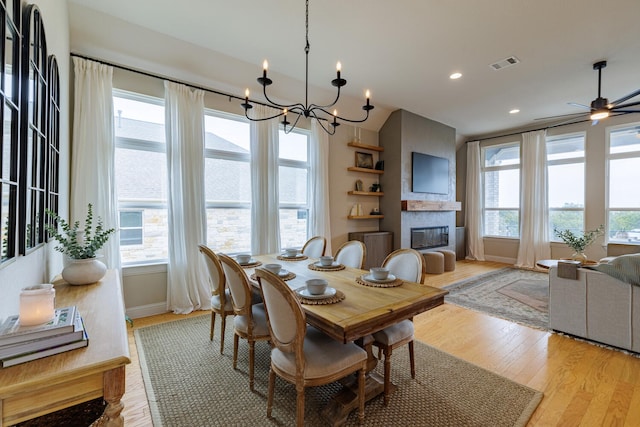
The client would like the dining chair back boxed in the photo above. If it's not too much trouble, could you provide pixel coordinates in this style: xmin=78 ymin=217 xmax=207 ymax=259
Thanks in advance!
xmin=301 ymin=236 xmax=326 ymax=258
xmin=334 ymin=240 xmax=366 ymax=269
xmin=218 ymin=253 xmax=270 ymax=391
xmin=382 ymin=248 xmax=425 ymax=284
xmin=255 ymin=268 xmax=367 ymax=426
xmin=198 ymin=245 xmax=234 ymax=354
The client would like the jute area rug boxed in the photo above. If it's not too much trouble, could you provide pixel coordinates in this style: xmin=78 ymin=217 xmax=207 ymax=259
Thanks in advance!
xmin=443 ymin=268 xmax=549 ymax=330
xmin=135 ymin=315 xmax=542 ymax=427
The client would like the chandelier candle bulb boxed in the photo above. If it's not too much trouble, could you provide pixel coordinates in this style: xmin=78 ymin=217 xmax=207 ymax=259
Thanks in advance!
xmin=19 ymin=284 xmax=56 ymax=326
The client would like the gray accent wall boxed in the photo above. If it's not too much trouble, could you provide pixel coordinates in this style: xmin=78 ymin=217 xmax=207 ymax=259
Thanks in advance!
xmin=379 ymin=110 xmax=457 ymax=254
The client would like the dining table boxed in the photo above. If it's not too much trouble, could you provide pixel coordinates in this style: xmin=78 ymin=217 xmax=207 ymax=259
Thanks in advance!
xmin=244 ymin=252 xmax=448 ymax=425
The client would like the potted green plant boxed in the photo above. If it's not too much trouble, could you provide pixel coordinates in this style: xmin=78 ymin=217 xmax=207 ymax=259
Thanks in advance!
xmin=46 ymin=204 xmax=115 ymax=285
xmin=554 ymin=225 xmax=604 ymax=263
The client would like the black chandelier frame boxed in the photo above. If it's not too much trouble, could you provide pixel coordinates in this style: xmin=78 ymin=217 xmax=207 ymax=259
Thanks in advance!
xmin=241 ymin=0 xmax=373 ymax=135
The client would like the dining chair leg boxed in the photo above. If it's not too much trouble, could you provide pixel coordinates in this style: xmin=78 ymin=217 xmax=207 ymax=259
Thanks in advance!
xmin=210 ymin=311 xmax=216 ymax=341
xmin=383 ymin=346 xmax=392 ymax=406
xmin=409 ymin=340 xmax=416 ymax=379
xmin=219 ymin=314 xmax=227 ymax=354
xmin=358 ymin=367 xmax=365 ymax=424
xmin=233 ymin=334 xmax=239 ymax=370
xmin=267 ymin=368 xmax=276 ymax=418
xmin=296 ymin=382 xmax=305 ymax=427
xmin=249 ymin=340 xmax=255 ymax=391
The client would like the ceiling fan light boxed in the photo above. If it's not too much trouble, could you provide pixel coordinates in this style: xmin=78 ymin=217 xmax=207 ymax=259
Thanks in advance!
xmin=590 ymin=109 xmax=609 ymax=121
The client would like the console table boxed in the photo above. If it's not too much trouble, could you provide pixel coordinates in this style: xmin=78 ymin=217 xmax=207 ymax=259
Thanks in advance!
xmin=0 ymin=270 xmax=130 ymax=426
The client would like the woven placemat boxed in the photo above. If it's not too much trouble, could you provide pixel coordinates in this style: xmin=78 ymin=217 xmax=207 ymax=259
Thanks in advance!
xmin=251 ymin=271 xmax=296 ymax=281
xmin=294 ymin=288 xmax=346 ymax=305
xmin=240 ymin=260 xmax=262 ymax=268
xmin=307 ymin=262 xmax=346 ymax=272
xmin=356 ymin=275 xmax=403 ymax=288
xmin=276 ymin=254 xmax=308 ymax=261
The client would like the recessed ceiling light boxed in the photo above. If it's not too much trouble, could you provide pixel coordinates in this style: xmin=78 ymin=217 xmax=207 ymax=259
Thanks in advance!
xmin=509 ymin=109 xmax=520 ymax=114
xmin=449 ymin=72 xmax=462 ymax=80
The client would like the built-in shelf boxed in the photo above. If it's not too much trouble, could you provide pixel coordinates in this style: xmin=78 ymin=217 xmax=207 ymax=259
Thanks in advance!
xmin=401 ymin=200 xmax=462 ymax=211
xmin=347 ymin=215 xmax=385 ymax=220
xmin=347 ymin=167 xmax=384 ymax=175
xmin=347 ymin=141 xmax=384 ymax=152
xmin=347 ymin=191 xmax=384 ymax=197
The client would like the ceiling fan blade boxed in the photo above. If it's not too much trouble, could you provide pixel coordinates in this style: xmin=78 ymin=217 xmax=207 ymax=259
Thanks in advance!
xmin=610 ymin=88 xmax=640 ymax=107
xmin=613 ymin=109 xmax=640 ymax=113
xmin=612 ymin=100 xmax=640 ymax=110
xmin=567 ymin=102 xmax=591 ymax=110
xmin=534 ymin=111 xmax=587 ymax=121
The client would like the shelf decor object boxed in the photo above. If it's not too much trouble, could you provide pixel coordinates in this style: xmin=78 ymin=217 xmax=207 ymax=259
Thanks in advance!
xmin=240 ymin=0 xmax=374 ymax=135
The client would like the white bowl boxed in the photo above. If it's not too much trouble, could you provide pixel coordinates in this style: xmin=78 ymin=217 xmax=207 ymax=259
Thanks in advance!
xmin=370 ymin=267 xmax=390 ymax=280
xmin=284 ymin=248 xmax=299 ymax=257
xmin=236 ymin=254 xmax=251 ymax=264
xmin=306 ymin=279 xmax=328 ymax=295
xmin=264 ymin=263 xmax=282 ymax=275
xmin=319 ymin=256 xmax=334 ymax=266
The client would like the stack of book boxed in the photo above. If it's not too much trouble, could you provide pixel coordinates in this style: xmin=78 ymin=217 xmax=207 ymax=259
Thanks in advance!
xmin=0 ymin=306 xmax=89 ymax=368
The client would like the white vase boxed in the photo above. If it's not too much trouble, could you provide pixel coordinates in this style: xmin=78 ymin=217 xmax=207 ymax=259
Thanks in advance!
xmin=62 ymin=258 xmax=107 ymax=285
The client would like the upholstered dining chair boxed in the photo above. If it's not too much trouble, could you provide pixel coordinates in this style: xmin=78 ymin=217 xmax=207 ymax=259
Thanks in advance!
xmin=255 ymin=268 xmax=367 ymax=427
xmin=218 ymin=253 xmax=271 ymax=391
xmin=198 ymin=245 xmax=234 ymax=354
xmin=334 ymin=240 xmax=367 ymax=269
xmin=301 ymin=235 xmax=326 ymax=258
xmin=372 ymin=248 xmax=425 ymax=405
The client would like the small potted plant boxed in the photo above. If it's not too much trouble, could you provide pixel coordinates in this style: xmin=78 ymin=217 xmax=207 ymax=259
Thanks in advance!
xmin=554 ymin=225 xmax=604 ymax=263
xmin=46 ymin=204 xmax=115 ymax=285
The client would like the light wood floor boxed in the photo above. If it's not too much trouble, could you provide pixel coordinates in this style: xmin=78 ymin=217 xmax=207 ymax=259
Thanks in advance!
xmin=121 ymin=260 xmax=640 ymax=426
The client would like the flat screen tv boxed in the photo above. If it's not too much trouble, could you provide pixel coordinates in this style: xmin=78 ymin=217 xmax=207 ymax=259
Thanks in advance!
xmin=412 ymin=152 xmax=449 ymax=194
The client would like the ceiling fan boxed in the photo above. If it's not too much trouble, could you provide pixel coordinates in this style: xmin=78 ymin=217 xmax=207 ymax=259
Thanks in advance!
xmin=537 ymin=60 xmax=640 ymax=125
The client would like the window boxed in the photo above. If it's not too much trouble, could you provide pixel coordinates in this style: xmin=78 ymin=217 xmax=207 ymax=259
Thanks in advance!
xmin=607 ymin=124 xmax=640 ymax=244
xmin=114 ymin=91 xmax=168 ymax=265
xmin=204 ymin=112 xmax=252 ymax=254
xmin=482 ymin=142 xmax=520 ymax=237
xmin=547 ymin=133 xmax=585 ymax=239
xmin=0 ymin=0 xmax=20 ymax=261
xmin=278 ymin=129 xmax=309 ymax=248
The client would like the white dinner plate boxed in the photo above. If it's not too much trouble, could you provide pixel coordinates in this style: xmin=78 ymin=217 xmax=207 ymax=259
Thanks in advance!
xmin=295 ymin=286 xmax=337 ymax=300
xmin=313 ymin=261 xmax=341 ymax=268
xmin=361 ymin=273 xmax=397 ymax=284
xmin=281 ymin=253 xmax=305 ymax=259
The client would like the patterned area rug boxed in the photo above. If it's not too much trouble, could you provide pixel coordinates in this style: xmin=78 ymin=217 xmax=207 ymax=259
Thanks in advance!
xmin=136 ymin=315 xmax=543 ymax=427
xmin=443 ymin=268 xmax=549 ymax=329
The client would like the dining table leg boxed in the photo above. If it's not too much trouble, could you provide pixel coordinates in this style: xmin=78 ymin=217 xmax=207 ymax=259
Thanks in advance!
xmin=320 ymin=335 xmax=391 ymax=426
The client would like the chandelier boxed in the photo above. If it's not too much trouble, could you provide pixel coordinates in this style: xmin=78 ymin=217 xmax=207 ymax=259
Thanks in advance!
xmin=241 ymin=0 xmax=374 ymax=135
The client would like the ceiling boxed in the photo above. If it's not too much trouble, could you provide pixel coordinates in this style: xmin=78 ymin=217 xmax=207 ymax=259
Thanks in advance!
xmin=66 ymin=0 xmax=640 ymax=139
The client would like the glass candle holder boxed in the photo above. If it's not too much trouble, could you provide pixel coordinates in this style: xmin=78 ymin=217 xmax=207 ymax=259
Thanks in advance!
xmin=19 ymin=284 xmax=56 ymax=326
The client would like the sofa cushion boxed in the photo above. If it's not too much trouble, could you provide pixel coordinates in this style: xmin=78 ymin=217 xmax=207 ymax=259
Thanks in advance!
xmin=590 ymin=254 xmax=640 ymax=286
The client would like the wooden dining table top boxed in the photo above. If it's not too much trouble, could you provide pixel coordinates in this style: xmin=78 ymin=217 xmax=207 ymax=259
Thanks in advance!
xmin=248 ymin=253 xmax=448 ymax=343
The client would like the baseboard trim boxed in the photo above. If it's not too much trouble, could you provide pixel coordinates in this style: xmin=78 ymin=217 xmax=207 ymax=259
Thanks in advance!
xmin=484 ymin=255 xmax=516 ymax=264
xmin=126 ymin=302 xmax=168 ymax=319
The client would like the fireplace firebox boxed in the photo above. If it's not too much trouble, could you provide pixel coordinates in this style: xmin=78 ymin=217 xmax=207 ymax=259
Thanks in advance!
xmin=411 ymin=226 xmax=449 ymax=250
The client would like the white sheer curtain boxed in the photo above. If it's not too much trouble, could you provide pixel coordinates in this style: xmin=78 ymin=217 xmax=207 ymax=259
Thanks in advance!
xmin=164 ymin=81 xmax=210 ymax=313
xmin=465 ymin=141 xmax=485 ymax=261
xmin=250 ymin=105 xmax=280 ymax=255
xmin=71 ymin=57 xmax=120 ymax=271
xmin=516 ymin=130 xmax=550 ymax=268
xmin=309 ymin=120 xmax=332 ymax=255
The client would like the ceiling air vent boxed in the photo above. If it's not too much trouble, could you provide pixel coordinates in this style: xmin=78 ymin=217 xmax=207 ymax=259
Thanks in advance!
xmin=490 ymin=56 xmax=520 ymax=71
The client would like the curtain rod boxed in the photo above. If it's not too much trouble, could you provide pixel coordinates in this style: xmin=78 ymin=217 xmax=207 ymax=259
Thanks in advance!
xmin=466 ymin=111 xmax=639 ymax=143
xmin=70 ymin=52 xmax=275 ymax=109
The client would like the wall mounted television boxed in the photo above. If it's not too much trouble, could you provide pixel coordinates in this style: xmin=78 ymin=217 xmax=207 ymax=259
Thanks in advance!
xmin=412 ymin=152 xmax=449 ymax=194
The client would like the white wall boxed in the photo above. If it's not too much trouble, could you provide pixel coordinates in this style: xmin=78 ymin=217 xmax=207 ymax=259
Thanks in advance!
xmin=0 ymin=0 xmax=70 ymax=320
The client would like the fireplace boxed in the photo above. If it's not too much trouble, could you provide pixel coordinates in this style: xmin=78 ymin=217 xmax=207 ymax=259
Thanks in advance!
xmin=411 ymin=226 xmax=449 ymax=250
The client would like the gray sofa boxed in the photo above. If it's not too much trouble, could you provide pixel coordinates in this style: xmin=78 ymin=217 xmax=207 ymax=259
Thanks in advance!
xmin=549 ymin=264 xmax=640 ymax=352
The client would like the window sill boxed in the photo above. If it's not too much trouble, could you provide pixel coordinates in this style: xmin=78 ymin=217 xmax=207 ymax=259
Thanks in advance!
xmin=122 ymin=262 xmax=168 ymax=276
